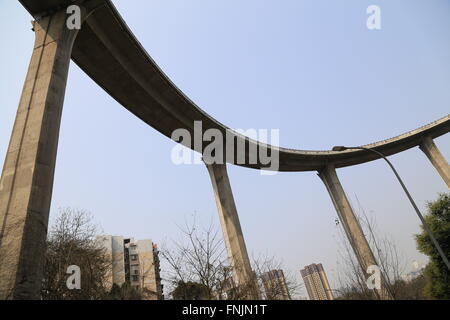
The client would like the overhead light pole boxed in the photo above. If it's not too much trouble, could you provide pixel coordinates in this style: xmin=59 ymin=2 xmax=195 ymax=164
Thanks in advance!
xmin=332 ymin=145 xmax=450 ymax=272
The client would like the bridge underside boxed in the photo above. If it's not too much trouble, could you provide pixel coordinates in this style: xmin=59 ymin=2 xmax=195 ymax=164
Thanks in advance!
xmin=19 ymin=0 xmax=450 ymax=172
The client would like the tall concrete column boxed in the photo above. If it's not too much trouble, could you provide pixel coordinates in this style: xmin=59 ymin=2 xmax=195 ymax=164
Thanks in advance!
xmin=419 ymin=136 xmax=450 ymax=188
xmin=0 ymin=10 xmax=81 ymax=300
xmin=205 ymin=163 xmax=259 ymax=299
xmin=319 ymin=164 xmax=392 ymax=300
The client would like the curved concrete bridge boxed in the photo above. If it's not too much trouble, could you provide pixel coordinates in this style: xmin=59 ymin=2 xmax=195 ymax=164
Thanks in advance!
xmin=0 ymin=0 xmax=449 ymax=299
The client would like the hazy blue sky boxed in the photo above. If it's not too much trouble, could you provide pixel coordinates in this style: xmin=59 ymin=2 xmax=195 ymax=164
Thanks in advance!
xmin=0 ymin=0 xmax=449 ymax=297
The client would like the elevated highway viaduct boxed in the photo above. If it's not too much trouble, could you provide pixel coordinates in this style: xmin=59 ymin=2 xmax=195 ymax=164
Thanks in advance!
xmin=0 ymin=0 xmax=448 ymax=299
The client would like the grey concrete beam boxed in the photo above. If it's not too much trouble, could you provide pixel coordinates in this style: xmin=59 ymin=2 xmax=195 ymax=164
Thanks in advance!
xmin=205 ymin=163 xmax=259 ymax=299
xmin=0 ymin=9 xmax=81 ymax=300
xmin=15 ymin=1 xmax=450 ymax=172
xmin=318 ymin=164 xmax=393 ymax=300
xmin=419 ymin=136 xmax=450 ymax=188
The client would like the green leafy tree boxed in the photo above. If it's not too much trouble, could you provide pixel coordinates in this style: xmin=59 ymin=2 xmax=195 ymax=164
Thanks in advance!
xmin=107 ymin=283 xmax=142 ymax=300
xmin=171 ymin=281 xmax=211 ymax=300
xmin=415 ymin=193 xmax=450 ymax=299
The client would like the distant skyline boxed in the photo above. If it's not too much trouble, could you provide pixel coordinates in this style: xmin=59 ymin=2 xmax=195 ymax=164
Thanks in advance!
xmin=0 ymin=0 xmax=449 ymax=298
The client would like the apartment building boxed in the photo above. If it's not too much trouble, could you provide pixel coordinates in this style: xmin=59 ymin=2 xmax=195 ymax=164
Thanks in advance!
xmin=300 ymin=263 xmax=334 ymax=300
xmin=97 ymin=235 xmax=163 ymax=300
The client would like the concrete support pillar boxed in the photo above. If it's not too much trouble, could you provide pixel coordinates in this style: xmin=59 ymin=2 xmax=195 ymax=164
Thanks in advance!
xmin=319 ymin=164 xmax=392 ymax=300
xmin=205 ymin=163 xmax=259 ymax=299
xmin=419 ymin=136 xmax=450 ymax=188
xmin=0 ymin=10 xmax=80 ymax=299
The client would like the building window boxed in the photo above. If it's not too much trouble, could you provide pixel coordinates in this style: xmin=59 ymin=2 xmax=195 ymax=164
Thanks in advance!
xmin=131 ymin=254 xmax=138 ymax=261
xmin=134 ymin=270 xmax=139 ymax=275
xmin=132 ymin=275 xmax=139 ymax=282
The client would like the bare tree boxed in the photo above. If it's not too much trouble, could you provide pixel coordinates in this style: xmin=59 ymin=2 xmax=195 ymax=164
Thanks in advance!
xmin=160 ymin=216 xmax=300 ymax=300
xmin=42 ymin=208 xmax=110 ymax=300
xmin=251 ymin=254 xmax=301 ymax=300
xmin=335 ymin=198 xmax=406 ymax=300
xmin=160 ymin=217 xmax=227 ymax=300
xmin=335 ymin=228 xmax=375 ymax=300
